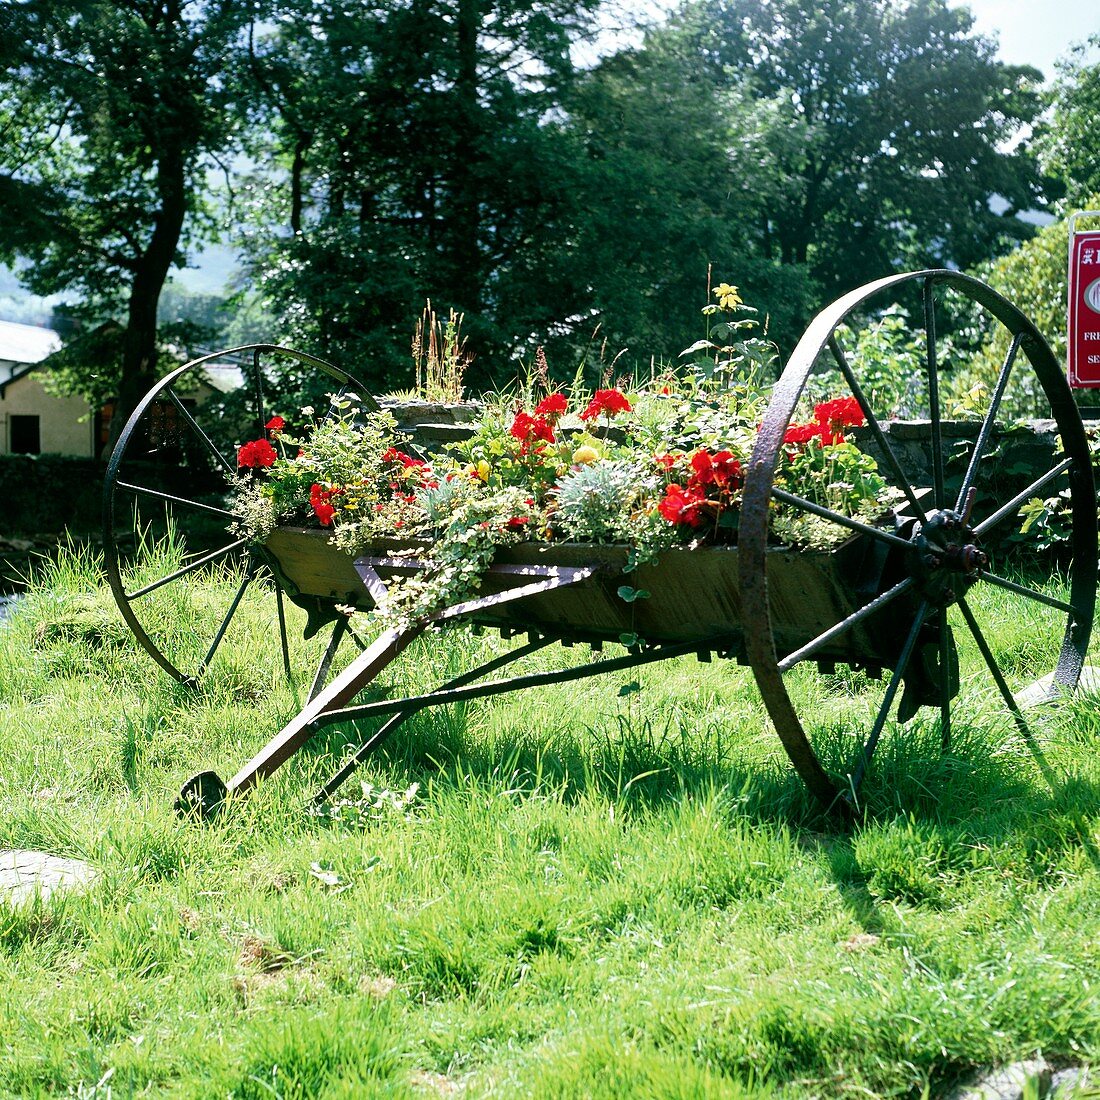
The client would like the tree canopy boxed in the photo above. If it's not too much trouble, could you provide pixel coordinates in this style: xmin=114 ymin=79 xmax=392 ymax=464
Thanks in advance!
xmin=0 ymin=0 xmax=253 ymax=421
xmin=0 ymin=0 xmax=1089 ymax=408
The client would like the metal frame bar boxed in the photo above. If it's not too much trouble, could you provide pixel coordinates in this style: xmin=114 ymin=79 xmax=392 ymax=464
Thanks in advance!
xmin=215 ymin=556 xmax=603 ymax=803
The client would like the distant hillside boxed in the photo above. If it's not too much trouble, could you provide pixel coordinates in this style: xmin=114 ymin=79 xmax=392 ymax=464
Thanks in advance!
xmin=0 ymin=243 xmax=238 ymax=327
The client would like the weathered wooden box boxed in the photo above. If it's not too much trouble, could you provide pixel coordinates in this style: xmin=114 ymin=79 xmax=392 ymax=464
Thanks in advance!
xmin=264 ymin=526 xmax=908 ymax=668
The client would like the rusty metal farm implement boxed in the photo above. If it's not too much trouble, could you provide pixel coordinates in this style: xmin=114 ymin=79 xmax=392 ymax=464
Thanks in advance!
xmin=102 ymin=272 xmax=1098 ymax=818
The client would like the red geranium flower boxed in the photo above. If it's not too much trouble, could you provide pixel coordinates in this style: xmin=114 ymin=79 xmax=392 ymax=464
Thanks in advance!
xmin=382 ymin=447 xmax=427 ymax=469
xmin=783 ymin=423 xmax=820 ymax=445
xmin=579 ymin=388 xmax=632 ymax=421
xmin=814 ymin=396 xmax=864 ymax=432
xmin=689 ymin=449 xmax=742 ymax=491
xmin=309 ymin=483 xmax=341 ymax=526
xmin=534 ymin=393 xmax=568 ymax=420
xmin=510 ymin=411 xmax=555 ymax=447
xmin=265 ymin=415 xmax=286 ymax=433
xmin=237 ymin=438 xmax=278 ymax=468
xmin=658 ymin=483 xmax=707 ymax=527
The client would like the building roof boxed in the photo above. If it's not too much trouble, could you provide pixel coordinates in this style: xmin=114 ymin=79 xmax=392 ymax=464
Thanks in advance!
xmin=0 ymin=319 xmax=61 ymax=366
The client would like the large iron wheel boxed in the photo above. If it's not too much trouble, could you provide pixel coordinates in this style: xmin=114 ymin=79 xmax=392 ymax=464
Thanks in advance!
xmin=103 ymin=344 xmax=377 ymax=688
xmin=739 ymin=270 xmax=1097 ymax=811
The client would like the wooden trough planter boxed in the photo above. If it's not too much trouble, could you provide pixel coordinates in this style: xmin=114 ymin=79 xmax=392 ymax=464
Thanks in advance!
xmin=102 ymin=271 xmax=1098 ymax=817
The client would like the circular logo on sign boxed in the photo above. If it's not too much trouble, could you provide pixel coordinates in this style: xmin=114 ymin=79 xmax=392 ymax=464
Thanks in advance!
xmin=1086 ymin=277 xmax=1100 ymax=314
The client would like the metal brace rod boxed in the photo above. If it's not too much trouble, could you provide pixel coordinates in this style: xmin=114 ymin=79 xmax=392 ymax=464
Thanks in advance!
xmin=218 ymin=556 xmax=600 ymax=801
xmin=309 ymin=636 xmax=715 ymax=729
xmin=312 ymin=634 xmax=558 ymax=804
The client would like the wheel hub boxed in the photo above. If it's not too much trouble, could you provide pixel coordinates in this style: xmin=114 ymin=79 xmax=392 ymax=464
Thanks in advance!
xmin=907 ymin=507 xmax=987 ymax=606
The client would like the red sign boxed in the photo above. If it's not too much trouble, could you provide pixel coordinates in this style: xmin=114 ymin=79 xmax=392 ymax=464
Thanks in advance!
xmin=1068 ymin=227 xmax=1100 ymax=387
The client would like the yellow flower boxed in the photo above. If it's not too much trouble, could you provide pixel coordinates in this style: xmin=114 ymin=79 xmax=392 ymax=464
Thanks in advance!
xmin=476 ymin=460 xmax=491 ymax=481
xmin=713 ymin=282 xmax=742 ymax=310
xmin=572 ymin=445 xmax=600 ymax=465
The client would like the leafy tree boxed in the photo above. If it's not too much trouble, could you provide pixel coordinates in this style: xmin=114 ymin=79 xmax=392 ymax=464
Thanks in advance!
xmin=946 ymin=201 xmax=1100 ymax=418
xmin=240 ymin=0 xmax=600 ymax=392
xmin=0 ymin=0 xmax=255 ymax=436
xmin=545 ymin=31 xmax=819 ymax=367
xmin=668 ymin=0 xmax=1046 ymax=300
xmin=1039 ymin=36 xmax=1100 ymax=209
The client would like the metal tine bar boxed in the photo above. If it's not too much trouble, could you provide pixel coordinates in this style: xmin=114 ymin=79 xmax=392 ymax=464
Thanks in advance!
xmin=431 ymin=567 xmax=597 ymax=623
xmin=979 ymin=572 xmax=1075 ymax=615
xmin=309 ymin=618 xmax=349 ymax=702
xmin=164 ymin=388 xmax=235 ymax=474
xmin=116 ymin=480 xmax=238 ymax=520
xmin=973 ymin=457 xmax=1074 ymax=536
xmin=769 ymin=487 xmax=913 ymax=551
xmin=848 ymin=600 xmax=930 ymax=795
xmin=828 ymin=335 xmax=928 ymax=524
xmin=778 ymin=577 xmax=916 ymax=672
xmin=274 ymin=580 xmax=292 ymax=680
xmin=955 ymin=333 xmax=1023 ymax=513
xmin=125 ymin=537 xmax=250 ymax=601
xmin=939 ymin=608 xmax=952 ymax=751
xmin=196 ymin=564 xmax=257 ymax=677
xmin=956 ymin=598 xmax=1032 ymax=739
xmin=923 ymin=277 xmax=945 ymax=509
xmin=312 ymin=639 xmax=707 ymax=728
xmin=312 ymin=635 xmax=558 ymax=804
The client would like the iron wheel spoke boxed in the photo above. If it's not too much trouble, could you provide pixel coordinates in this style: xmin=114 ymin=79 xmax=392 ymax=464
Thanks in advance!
xmin=196 ymin=565 xmax=256 ymax=677
xmin=849 ymin=600 xmax=930 ymax=793
xmin=956 ymin=597 xmax=1032 ymax=738
xmin=165 ymin=388 xmax=235 ymax=474
xmin=979 ymin=572 xmax=1074 ymax=615
xmin=955 ymin=334 xmax=1022 ymax=513
xmin=251 ymin=348 xmax=268 ymax=439
xmin=779 ymin=577 xmax=916 ymax=671
xmin=125 ymin=537 xmax=250 ymax=601
xmin=770 ymin=487 xmax=912 ymax=550
xmin=828 ymin=334 xmax=928 ymax=523
xmin=973 ymin=457 xmax=1074 ymax=537
xmin=938 ymin=607 xmax=952 ymax=750
xmin=115 ymin=481 xmax=238 ymax=521
xmin=923 ymin=277 xmax=945 ymax=509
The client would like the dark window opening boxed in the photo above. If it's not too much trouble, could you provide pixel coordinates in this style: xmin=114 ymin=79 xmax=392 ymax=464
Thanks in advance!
xmin=10 ymin=415 xmax=40 ymax=454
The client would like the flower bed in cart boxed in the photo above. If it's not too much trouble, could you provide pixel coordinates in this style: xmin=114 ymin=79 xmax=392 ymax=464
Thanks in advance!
xmin=232 ymin=355 xmax=901 ymax=660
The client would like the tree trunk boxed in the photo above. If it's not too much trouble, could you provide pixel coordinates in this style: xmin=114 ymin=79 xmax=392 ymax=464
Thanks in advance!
xmin=447 ymin=0 xmax=481 ymax=312
xmin=109 ymin=147 xmax=188 ymax=449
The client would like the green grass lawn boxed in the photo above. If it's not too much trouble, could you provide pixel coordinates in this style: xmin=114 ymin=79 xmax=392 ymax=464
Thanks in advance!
xmin=0 ymin=545 xmax=1098 ymax=1098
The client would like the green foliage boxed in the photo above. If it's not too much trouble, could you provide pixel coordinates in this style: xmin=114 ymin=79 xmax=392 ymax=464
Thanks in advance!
xmin=553 ymin=460 xmax=656 ymax=542
xmin=1039 ymin=36 xmax=1100 ymax=207
xmin=946 ymin=203 xmax=1100 ymax=419
xmin=806 ymin=307 xmax=930 ymax=418
xmin=0 ymin=1 xmax=256 ymax=417
xmin=669 ymin=0 xmax=1045 ymax=295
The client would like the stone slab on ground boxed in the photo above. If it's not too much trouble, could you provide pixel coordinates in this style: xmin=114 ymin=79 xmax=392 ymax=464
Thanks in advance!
xmin=0 ymin=849 xmax=97 ymax=905
xmin=1015 ymin=665 xmax=1100 ymax=709
xmin=950 ymin=1059 xmax=1052 ymax=1100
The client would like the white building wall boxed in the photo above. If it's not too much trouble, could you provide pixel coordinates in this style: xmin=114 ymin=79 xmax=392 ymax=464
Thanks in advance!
xmin=0 ymin=371 xmax=95 ymax=457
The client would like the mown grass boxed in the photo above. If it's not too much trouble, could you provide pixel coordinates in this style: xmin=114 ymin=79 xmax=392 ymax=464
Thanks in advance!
xmin=0 ymin=543 xmax=1098 ymax=1098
